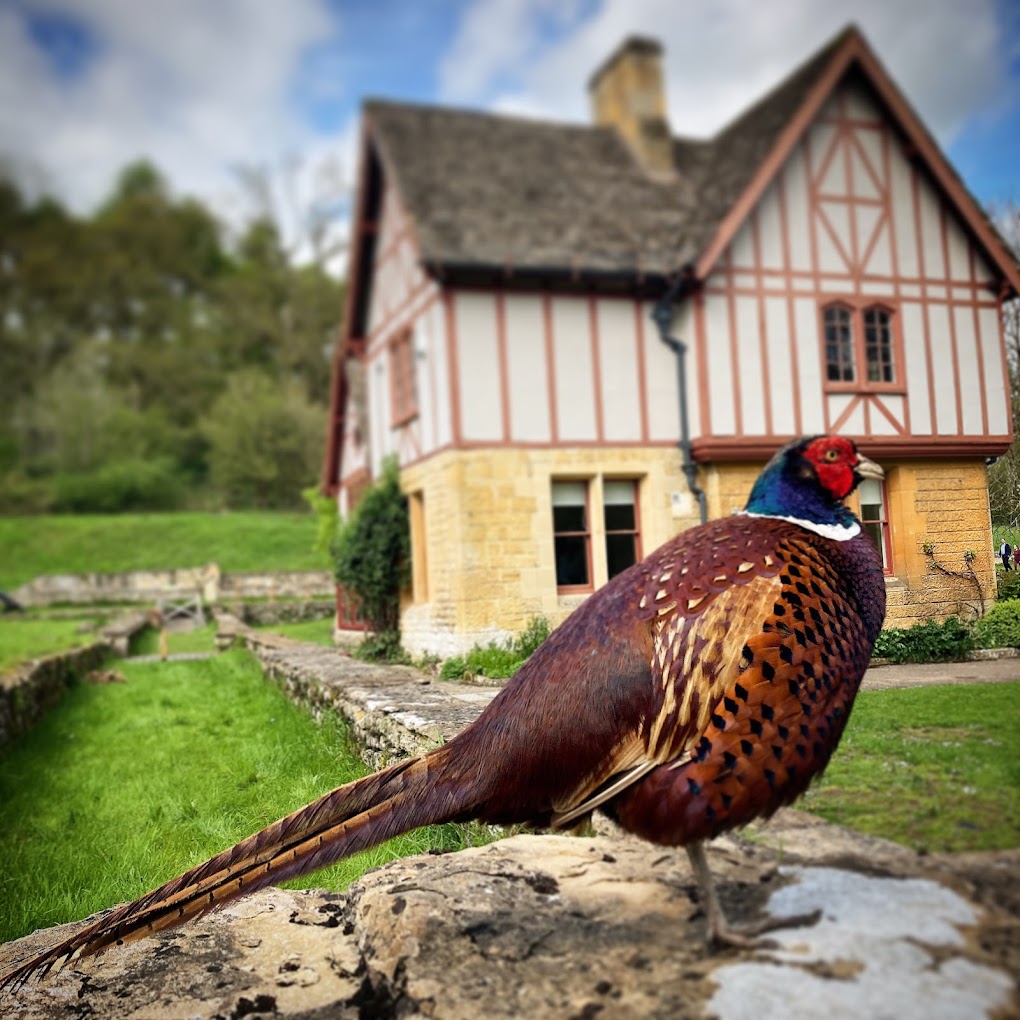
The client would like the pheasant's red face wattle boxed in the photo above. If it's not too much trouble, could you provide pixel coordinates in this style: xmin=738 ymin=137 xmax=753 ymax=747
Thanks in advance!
xmin=801 ymin=436 xmax=859 ymax=500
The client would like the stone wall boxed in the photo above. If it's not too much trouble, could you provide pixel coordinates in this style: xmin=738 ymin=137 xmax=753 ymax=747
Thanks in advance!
xmin=12 ymin=566 xmax=334 ymax=608
xmin=0 ymin=642 xmax=110 ymax=748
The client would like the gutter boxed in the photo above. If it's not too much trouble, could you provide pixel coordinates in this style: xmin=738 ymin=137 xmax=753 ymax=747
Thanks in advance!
xmin=652 ymin=274 xmax=707 ymax=525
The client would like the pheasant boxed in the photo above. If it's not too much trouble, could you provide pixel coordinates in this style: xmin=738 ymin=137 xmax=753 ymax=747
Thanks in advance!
xmin=1 ymin=434 xmax=886 ymax=988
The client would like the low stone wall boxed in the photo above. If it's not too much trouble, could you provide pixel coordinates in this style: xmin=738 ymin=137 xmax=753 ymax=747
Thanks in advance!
xmin=0 ymin=642 xmax=110 ymax=747
xmin=11 ymin=566 xmax=334 ymax=608
xmin=217 ymin=599 xmax=336 ymax=627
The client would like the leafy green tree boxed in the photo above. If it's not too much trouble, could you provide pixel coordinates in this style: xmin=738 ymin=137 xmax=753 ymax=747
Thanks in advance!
xmin=200 ymin=369 xmax=325 ymax=508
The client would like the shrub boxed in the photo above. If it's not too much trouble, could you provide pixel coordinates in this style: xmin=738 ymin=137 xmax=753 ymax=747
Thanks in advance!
xmin=996 ymin=570 xmax=1020 ymax=602
xmin=972 ymin=600 xmax=1020 ymax=649
xmin=439 ymin=617 xmax=552 ymax=681
xmin=333 ymin=457 xmax=410 ymax=655
xmin=872 ymin=616 xmax=974 ymax=664
xmin=50 ymin=456 xmax=184 ymax=512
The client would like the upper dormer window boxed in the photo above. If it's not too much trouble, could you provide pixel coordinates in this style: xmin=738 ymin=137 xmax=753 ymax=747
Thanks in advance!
xmin=821 ymin=302 xmax=899 ymax=390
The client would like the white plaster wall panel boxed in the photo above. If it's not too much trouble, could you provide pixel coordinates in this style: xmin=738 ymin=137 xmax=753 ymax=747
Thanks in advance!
xmin=411 ymin=317 xmax=434 ymax=454
xmin=857 ymin=205 xmax=890 ymax=275
xmin=900 ymin=283 xmax=921 ymax=299
xmin=901 ymin=302 xmax=932 ymax=433
xmin=927 ymin=302 xmax=958 ymax=434
xmin=812 ymin=122 xmax=842 ymax=192
xmin=889 ymin=147 xmax=919 ymax=279
xmin=764 ymin=296 xmax=796 ymax=435
xmin=645 ymin=300 xmax=684 ymax=441
xmin=952 ymin=306 xmax=983 ymax=434
xmin=729 ymin=221 xmax=755 ymax=269
xmin=863 ymin=280 xmax=895 ymax=297
xmin=757 ymin=186 xmax=785 ymax=270
xmin=953 ymin=286 xmax=974 ymax=302
xmin=978 ymin=305 xmax=1009 ymax=434
xmin=368 ymin=350 xmax=390 ymax=476
xmin=735 ymin=295 xmax=766 ymax=434
xmin=827 ymin=393 xmax=852 ymax=430
xmin=733 ymin=271 xmax=757 ymax=289
xmin=705 ymin=293 xmax=736 ymax=435
xmin=918 ymin=183 xmax=945 ymax=279
xmin=781 ymin=152 xmax=812 ymax=272
xmin=454 ymin=292 xmax=503 ymax=442
xmin=793 ymin=297 xmax=826 ymax=433
xmin=817 ymin=201 xmax=851 ymax=273
xmin=834 ymin=394 xmax=865 ymax=433
xmin=673 ymin=300 xmax=699 ymax=442
xmin=551 ymin=297 xmax=598 ymax=441
xmin=973 ymin=250 xmax=995 ymax=285
xmin=849 ymin=143 xmax=881 ymax=201
xmin=872 ymin=394 xmax=905 ymax=435
xmin=597 ymin=299 xmax=642 ymax=442
xmin=504 ymin=295 xmax=551 ymax=442
xmin=946 ymin=217 xmax=970 ymax=282
xmin=845 ymin=82 xmax=880 ymax=119
xmin=927 ymin=284 xmax=947 ymax=301
xmin=427 ymin=298 xmax=453 ymax=449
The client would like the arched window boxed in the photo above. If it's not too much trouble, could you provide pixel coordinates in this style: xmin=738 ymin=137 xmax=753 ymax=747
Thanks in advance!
xmin=820 ymin=301 xmax=898 ymax=390
xmin=864 ymin=306 xmax=894 ymax=383
xmin=823 ymin=305 xmax=855 ymax=382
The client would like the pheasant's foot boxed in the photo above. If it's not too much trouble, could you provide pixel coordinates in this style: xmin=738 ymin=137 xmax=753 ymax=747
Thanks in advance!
xmin=706 ymin=907 xmax=822 ymax=950
xmin=685 ymin=842 xmax=821 ymax=951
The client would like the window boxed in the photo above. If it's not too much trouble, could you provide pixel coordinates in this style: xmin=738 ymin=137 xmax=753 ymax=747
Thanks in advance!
xmin=604 ymin=480 xmax=640 ymax=578
xmin=552 ymin=481 xmax=591 ymax=590
xmin=389 ymin=330 xmax=418 ymax=425
xmin=858 ymin=477 xmax=891 ymax=572
xmin=824 ymin=305 xmax=855 ymax=382
xmin=821 ymin=302 xmax=898 ymax=390
xmin=863 ymin=307 xmax=894 ymax=383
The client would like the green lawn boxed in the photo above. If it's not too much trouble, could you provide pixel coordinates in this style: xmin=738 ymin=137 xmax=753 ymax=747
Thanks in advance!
xmin=253 ymin=617 xmax=336 ymax=646
xmin=0 ymin=617 xmax=99 ymax=671
xmin=803 ymin=682 xmax=1020 ymax=852
xmin=129 ymin=623 xmax=219 ymax=657
xmin=0 ymin=649 xmax=471 ymax=944
xmin=0 ymin=512 xmax=327 ymax=591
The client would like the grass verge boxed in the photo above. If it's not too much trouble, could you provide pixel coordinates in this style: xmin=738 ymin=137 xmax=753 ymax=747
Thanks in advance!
xmin=803 ymin=682 xmax=1020 ymax=852
xmin=252 ymin=617 xmax=336 ymax=646
xmin=0 ymin=617 xmax=98 ymax=672
xmin=0 ymin=512 xmax=326 ymax=590
xmin=0 ymin=649 xmax=474 ymax=944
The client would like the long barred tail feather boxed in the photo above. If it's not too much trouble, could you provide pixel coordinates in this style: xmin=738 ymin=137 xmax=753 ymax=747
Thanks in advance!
xmin=0 ymin=745 xmax=474 ymax=992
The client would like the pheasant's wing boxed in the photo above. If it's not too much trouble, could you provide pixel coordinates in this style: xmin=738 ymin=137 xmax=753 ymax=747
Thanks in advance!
xmin=552 ymin=517 xmax=873 ymax=834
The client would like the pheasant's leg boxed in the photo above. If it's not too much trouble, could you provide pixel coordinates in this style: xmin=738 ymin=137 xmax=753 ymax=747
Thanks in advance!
xmin=685 ymin=842 xmax=822 ymax=949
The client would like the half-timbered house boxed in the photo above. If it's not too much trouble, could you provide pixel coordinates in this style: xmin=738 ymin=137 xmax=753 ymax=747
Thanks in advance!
xmin=323 ymin=26 xmax=1020 ymax=655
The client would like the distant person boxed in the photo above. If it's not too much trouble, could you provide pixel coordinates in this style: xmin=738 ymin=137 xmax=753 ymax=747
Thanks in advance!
xmin=1013 ymin=546 xmax=1020 ymax=571
xmin=1000 ymin=540 xmax=1012 ymax=571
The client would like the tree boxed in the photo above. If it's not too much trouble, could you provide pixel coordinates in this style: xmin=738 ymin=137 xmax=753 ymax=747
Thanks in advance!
xmin=988 ymin=203 xmax=1020 ymax=527
xmin=200 ymin=369 xmax=325 ymax=509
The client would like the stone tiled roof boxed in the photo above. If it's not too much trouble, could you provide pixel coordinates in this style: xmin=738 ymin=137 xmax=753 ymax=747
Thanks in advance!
xmin=363 ymin=29 xmax=849 ymax=282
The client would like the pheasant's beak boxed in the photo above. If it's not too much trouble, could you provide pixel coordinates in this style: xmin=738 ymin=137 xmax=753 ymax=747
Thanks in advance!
xmin=855 ymin=454 xmax=884 ymax=481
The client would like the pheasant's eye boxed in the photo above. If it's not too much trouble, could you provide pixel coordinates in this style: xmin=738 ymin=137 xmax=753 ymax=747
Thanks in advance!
xmin=823 ymin=448 xmax=840 ymax=463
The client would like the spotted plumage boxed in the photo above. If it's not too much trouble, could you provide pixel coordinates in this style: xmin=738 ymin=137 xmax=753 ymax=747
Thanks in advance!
xmin=1 ymin=435 xmax=886 ymax=988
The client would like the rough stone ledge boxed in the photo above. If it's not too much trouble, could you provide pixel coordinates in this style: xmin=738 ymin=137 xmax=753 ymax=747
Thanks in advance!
xmin=1 ymin=816 xmax=1016 ymax=1020
xmin=217 ymin=614 xmax=502 ymax=769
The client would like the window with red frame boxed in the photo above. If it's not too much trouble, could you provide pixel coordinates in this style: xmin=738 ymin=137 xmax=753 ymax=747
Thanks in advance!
xmin=858 ymin=476 xmax=892 ymax=572
xmin=552 ymin=480 xmax=591 ymax=590
xmin=603 ymin=480 xmax=641 ymax=579
xmin=389 ymin=330 xmax=418 ymax=425
xmin=822 ymin=302 xmax=897 ymax=387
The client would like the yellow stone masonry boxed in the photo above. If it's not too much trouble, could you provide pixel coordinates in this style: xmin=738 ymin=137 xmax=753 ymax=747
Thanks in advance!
xmin=397 ymin=451 xmax=996 ymax=654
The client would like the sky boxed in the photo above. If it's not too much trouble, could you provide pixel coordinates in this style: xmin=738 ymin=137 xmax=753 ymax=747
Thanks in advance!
xmin=1 ymin=0 xmax=1018 ymax=262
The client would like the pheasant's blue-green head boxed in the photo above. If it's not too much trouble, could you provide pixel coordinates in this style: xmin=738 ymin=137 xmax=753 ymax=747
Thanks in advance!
xmin=742 ymin=435 xmax=884 ymax=540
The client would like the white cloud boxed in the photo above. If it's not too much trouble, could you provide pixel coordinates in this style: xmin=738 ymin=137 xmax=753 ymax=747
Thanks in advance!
xmin=0 ymin=0 xmax=352 ymax=230
xmin=447 ymin=0 xmax=1007 ymax=147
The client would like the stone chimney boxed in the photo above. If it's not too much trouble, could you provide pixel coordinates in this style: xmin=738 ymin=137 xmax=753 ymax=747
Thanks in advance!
xmin=588 ymin=37 xmax=674 ymax=178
